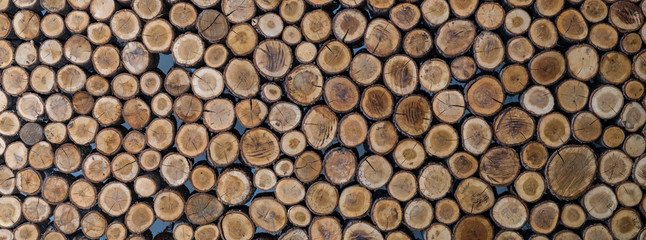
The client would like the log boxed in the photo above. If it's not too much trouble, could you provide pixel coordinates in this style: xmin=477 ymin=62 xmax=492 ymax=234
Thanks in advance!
xmin=191 ymin=67 xmax=224 ymax=100
xmin=53 ymin=203 xmax=80 ymax=235
xmin=13 ymin=10 xmax=40 ymax=40
xmin=455 ymin=177 xmax=494 ymax=214
xmin=66 ymin=10 xmax=90 ymax=33
xmin=616 ymin=182 xmax=642 ymax=207
xmin=112 ymin=153 xmax=139 ymax=182
xmin=189 ymin=164 xmax=216 ymax=192
xmin=589 ymin=24 xmax=618 ymax=51
xmin=529 ymin=201 xmax=559 ymax=235
xmin=566 ymin=44 xmax=598 ymax=81
xmin=343 ymin=221 xmax=382 ymax=240
xmin=403 ymin=198 xmax=433 ymax=230
xmin=235 ymin=99 xmax=268 ymax=128
xmin=0 ymin=196 xmax=21 ymax=228
xmin=475 ymin=2 xmax=504 ymax=30
xmin=204 ymin=44 xmax=228 ymax=68
xmin=454 ymin=215 xmax=494 ymax=240
xmin=623 ymin=79 xmax=644 ymax=100
xmin=15 ymin=41 xmax=38 ymax=68
xmin=460 ymin=117 xmax=491 ymax=155
xmin=240 ymin=127 xmax=280 ymax=167
xmin=356 ymin=155 xmax=392 ymax=190
xmin=621 ymin=33 xmax=642 ymax=54
xmin=582 ymin=184 xmax=618 ymax=220
xmin=197 ymin=10 xmax=228 ymax=43
xmin=220 ymin=211 xmax=254 ymax=240
xmin=368 ymin=120 xmax=398 ymax=155
xmin=337 ymin=113 xmax=367 ymax=148
xmin=216 ymin=168 xmax=253 ymax=205
xmin=160 ymin=153 xmax=191 ymax=187
xmin=185 ymin=193 xmax=223 ymax=225
xmin=609 ymin=1 xmax=643 ymax=32
xmin=493 ymin=107 xmax=535 ymax=146
xmin=561 ymin=203 xmax=586 ymax=229
xmin=426 ymin=223 xmax=452 ymax=239
xmin=252 ymin=13 xmax=283 ymax=39
xmin=394 ymin=95 xmax=431 ymax=137
xmin=112 ymin=73 xmax=139 ymax=100
xmin=318 ymin=40 xmax=352 ymax=75
xmin=424 ymin=123 xmax=458 ymax=158
xmin=207 ymin=132 xmax=238 ymax=166
xmin=418 ymin=163 xmax=451 ymax=200
xmin=447 ymin=152 xmax=477 ymax=179
xmin=81 ymin=211 xmax=107 ymax=238
xmin=249 ymin=197 xmax=287 ymax=233
xmin=365 ymin=19 xmax=400 ymax=57
xmin=306 ymin=181 xmax=338 ymax=215
xmin=0 ymin=166 xmax=15 ymax=195
xmin=371 ymin=198 xmax=402 ymax=231
xmin=173 ymin=94 xmax=203 ymax=123
xmin=287 ymin=205 xmax=311 ymax=227
xmin=572 ymin=111 xmax=603 ymax=142
xmin=473 ymin=31 xmax=504 ymax=70
xmin=54 ymin=143 xmax=82 ymax=173
xmin=98 ymin=182 xmax=132 ymax=217
xmin=624 ymin=134 xmax=645 ymax=157
xmin=537 ymin=112 xmax=571 ymax=148
xmin=153 ymin=189 xmax=185 ymax=222
xmin=294 ymin=41 xmax=317 ymax=64
xmin=194 ymin=224 xmax=219 ymax=240
xmin=388 ymin=171 xmax=417 ymax=202
xmin=279 ymin=0 xmax=305 ymax=24
xmin=479 ymin=147 xmax=520 ymax=186
xmin=142 ymin=19 xmax=174 ymax=53
xmin=169 ymin=2 xmax=197 ymax=29
xmin=123 ymin=130 xmax=145 ymax=154
xmin=133 ymin=175 xmax=158 ymax=197
xmin=69 ymin=179 xmax=97 ymax=209
xmin=393 ymin=138 xmax=425 ymax=170
xmin=172 ymin=33 xmax=204 ymax=67
xmin=555 ymin=79 xmax=589 ymax=113
xmin=505 ymin=8 xmax=531 ymax=35
xmin=106 ymin=222 xmax=128 ymax=240
xmin=39 ymin=39 xmax=63 ymax=66
xmin=436 ymin=20 xmax=476 ymax=57
xmin=274 ymin=159 xmax=294 ymax=177
xmin=43 ymin=122 xmax=66 ymax=144
xmin=0 ymin=40 xmax=12 ymax=69
xmin=3 ymin=66 xmax=30 ymax=96
xmin=16 ymin=168 xmax=41 ymax=195
xmin=139 ymin=149 xmax=161 ymax=171
xmin=254 ymin=168 xmax=277 ymax=191
xmin=546 ymin=145 xmax=596 ymax=200
xmin=583 ymin=224 xmax=613 ymax=240
xmin=0 ymin=111 xmax=20 ymax=137
xmin=609 ymin=208 xmax=642 ymax=240
xmin=5 ymin=141 xmax=28 ymax=170
xmin=226 ymin=24 xmax=258 ymax=56
xmin=333 ymin=9 xmax=367 ymax=44
xmin=491 ymin=196 xmax=528 ymax=230
xmin=173 ymin=223 xmax=193 ymax=240
xmin=20 ymin=122 xmax=43 ymax=145
xmin=598 ymin=150 xmax=632 ymax=185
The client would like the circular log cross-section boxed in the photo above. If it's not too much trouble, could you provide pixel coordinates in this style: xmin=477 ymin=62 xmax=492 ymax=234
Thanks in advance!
xmin=546 ymin=145 xmax=597 ymax=200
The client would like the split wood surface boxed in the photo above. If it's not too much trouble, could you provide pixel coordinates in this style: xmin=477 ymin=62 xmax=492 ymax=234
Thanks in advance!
xmin=0 ymin=0 xmax=646 ymax=239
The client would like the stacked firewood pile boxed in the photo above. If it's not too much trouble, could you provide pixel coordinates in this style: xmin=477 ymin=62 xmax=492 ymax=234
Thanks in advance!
xmin=0 ymin=0 xmax=645 ymax=239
